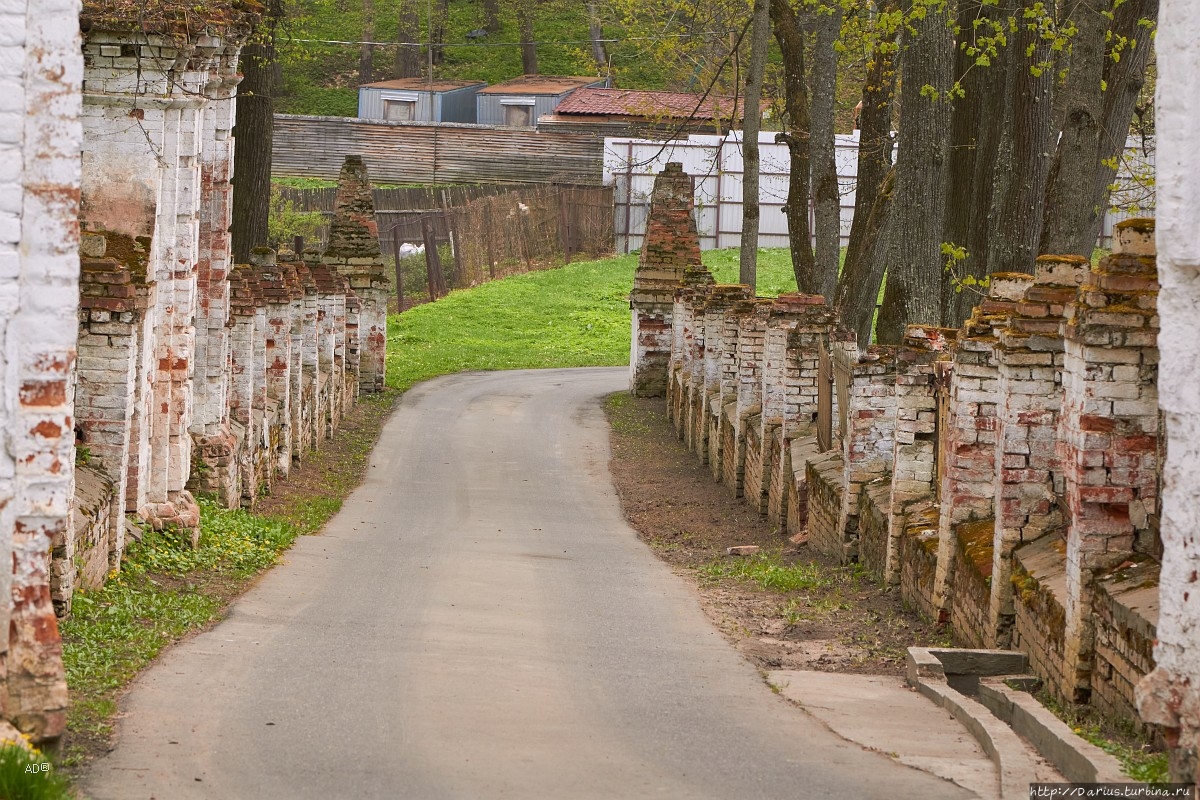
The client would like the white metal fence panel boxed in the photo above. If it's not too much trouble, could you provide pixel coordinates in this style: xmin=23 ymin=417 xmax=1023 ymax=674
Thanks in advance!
xmin=606 ymin=131 xmax=1154 ymax=254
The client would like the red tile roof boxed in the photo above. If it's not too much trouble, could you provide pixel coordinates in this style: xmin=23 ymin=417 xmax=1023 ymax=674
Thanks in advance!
xmin=554 ymin=88 xmax=741 ymax=120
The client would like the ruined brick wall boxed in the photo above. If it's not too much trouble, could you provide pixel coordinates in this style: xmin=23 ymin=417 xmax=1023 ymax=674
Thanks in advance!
xmin=950 ymin=519 xmax=993 ymax=649
xmin=0 ymin=0 xmax=82 ymax=742
xmin=1137 ymin=9 xmax=1200 ymax=780
xmin=1093 ymin=555 xmax=1158 ymax=735
xmin=629 ymin=163 xmax=701 ymax=397
xmin=1012 ymin=535 xmax=1070 ymax=701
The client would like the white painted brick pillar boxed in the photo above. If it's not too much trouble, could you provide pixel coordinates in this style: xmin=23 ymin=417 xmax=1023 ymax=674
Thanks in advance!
xmin=0 ymin=0 xmax=81 ymax=742
xmin=1137 ymin=1 xmax=1200 ymax=781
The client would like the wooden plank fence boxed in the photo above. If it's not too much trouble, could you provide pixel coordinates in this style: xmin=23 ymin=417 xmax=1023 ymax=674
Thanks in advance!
xmin=273 ymin=115 xmax=607 ymax=186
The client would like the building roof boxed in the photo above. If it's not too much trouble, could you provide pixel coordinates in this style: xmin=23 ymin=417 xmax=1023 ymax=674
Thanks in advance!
xmin=360 ymin=78 xmax=487 ymax=92
xmin=554 ymin=88 xmax=741 ymax=121
xmin=477 ymin=75 xmax=604 ymax=96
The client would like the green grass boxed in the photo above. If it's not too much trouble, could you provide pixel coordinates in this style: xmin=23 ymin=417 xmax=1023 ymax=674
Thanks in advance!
xmin=385 ymin=247 xmax=796 ymax=391
xmin=277 ymin=0 xmax=688 ymax=117
xmin=0 ymin=743 xmax=73 ymax=800
xmin=698 ymin=550 xmax=831 ymax=593
xmin=58 ymin=502 xmax=301 ymax=767
xmin=1036 ymin=689 xmax=1169 ymax=784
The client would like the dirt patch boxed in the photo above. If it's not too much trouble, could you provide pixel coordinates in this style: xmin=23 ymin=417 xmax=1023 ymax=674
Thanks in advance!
xmin=604 ymin=393 xmax=951 ymax=675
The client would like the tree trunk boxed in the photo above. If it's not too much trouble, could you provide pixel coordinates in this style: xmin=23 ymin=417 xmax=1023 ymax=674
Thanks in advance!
xmin=1082 ymin=0 xmax=1159 ymax=250
xmin=483 ymin=0 xmax=501 ymax=33
xmin=359 ymin=0 xmax=375 ymax=85
xmin=231 ymin=21 xmax=278 ymax=264
xmin=770 ymin=0 xmax=817 ymax=294
xmin=520 ymin=1 xmax=538 ymax=74
xmin=985 ymin=0 xmax=1056 ymax=276
xmin=840 ymin=0 xmax=897 ymax=291
xmin=1039 ymin=0 xmax=1112 ymax=257
xmin=431 ymin=0 xmax=448 ymax=66
xmin=942 ymin=0 xmax=1011 ymax=326
xmin=875 ymin=0 xmax=953 ymax=343
xmin=739 ymin=0 xmax=771 ymax=288
xmin=837 ymin=168 xmax=896 ymax=343
xmin=587 ymin=1 xmax=608 ymax=74
xmin=395 ymin=0 xmax=422 ymax=78
xmin=810 ymin=1 xmax=842 ymax=303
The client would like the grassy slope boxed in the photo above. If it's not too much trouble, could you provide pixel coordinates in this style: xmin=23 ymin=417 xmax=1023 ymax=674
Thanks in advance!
xmin=385 ymin=248 xmax=796 ymax=390
xmin=278 ymin=0 xmax=673 ymax=117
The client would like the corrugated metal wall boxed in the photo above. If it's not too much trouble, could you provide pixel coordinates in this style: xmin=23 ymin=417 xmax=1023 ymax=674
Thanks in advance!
xmin=477 ymin=94 xmax=566 ymax=127
xmin=272 ymin=115 xmax=605 ymax=185
xmin=437 ymin=85 xmax=481 ymax=123
xmin=358 ymin=88 xmax=435 ymax=122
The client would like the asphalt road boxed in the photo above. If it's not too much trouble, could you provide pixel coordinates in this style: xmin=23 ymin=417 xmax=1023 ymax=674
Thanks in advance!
xmin=84 ymin=368 xmax=969 ymax=800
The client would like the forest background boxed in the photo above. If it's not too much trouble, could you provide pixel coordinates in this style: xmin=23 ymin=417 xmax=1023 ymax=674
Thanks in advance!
xmin=243 ymin=0 xmax=1158 ymax=344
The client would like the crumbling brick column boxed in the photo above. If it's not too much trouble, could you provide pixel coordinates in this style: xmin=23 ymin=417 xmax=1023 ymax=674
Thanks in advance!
xmin=698 ymin=285 xmax=752 ymax=466
xmin=1059 ymin=220 xmax=1160 ymax=705
xmin=308 ymin=260 xmax=349 ymax=439
xmin=293 ymin=257 xmax=322 ymax=452
xmin=837 ymin=343 xmax=897 ymax=564
xmin=759 ymin=294 xmax=832 ymax=523
xmin=772 ymin=299 xmax=835 ymax=531
xmin=76 ymin=232 xmax=152 ymax=570
xmin=987 ymin=257 xmax=1079 ymax=648
xmin=711 ymin=297 xmax=755 ymax=482
xmin=322 ymin=155 xmax=389 ymax=395
xmin=733 ymin=300 xmax=771 ymax=501
xmin=880 ymin=326 xmax=955 ymax=584
xmin=669 ymin=270 xmax=714 ymax=443
xmin=258 ymin=249 xmax=305 ymax=478
xmin=0 ymin=0 xmax=80 ymax=741
xmin=228 ymin=261 xmax=265 ymax=507
xmin=1138 ymin=13 xmax=1200 ymax=778
xmin=680 ymin=270 xmax=715 ymax=454
xmin=629 ymin=162 xmax=702 ymax=397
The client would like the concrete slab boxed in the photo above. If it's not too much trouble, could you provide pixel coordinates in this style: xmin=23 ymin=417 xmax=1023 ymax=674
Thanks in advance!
xmin=768 ymin=670 xmax=1000 ymax=799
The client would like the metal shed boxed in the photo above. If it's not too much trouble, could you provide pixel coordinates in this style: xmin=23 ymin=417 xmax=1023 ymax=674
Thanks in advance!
xmin=476 ymin=75 xmax=606 ymax=128
xmin=357 ymin=78 xmax=486 ymax=124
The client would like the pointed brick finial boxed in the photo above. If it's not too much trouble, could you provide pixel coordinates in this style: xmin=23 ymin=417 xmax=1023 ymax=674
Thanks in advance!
xmin=325 ymin=154 xmax=381 ymax=260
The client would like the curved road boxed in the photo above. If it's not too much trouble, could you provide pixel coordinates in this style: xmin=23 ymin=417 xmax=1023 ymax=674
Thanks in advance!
xmin=84 ymin=368 xmax=968 ymax=800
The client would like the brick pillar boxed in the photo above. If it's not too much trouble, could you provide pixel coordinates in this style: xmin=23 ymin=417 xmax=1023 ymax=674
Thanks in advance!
xmin=882 ymin=325 xmax=956 ymax=584
xmin=838 ymin=344 xmax=898 ymax=564
xmin=681 ymin=270 xmax=715 ymax=454
xmin=228 ymin=261 xmax=264 ymax=508
xmin=733 ymin=300 xmax=771 ymax=501
xmin=630 ymin=162 xmax=702 ymax=397
xmin=258 ymin=249 xmax=304 ymax=479
xmin=293 ymin=258 xmax=321 ymax=452
xmin=322 ymin=155 xmax=389 ymax=395
xmin=1060 ymin=220 xmax=1160 ymax=704
xmin=668 ymin=266 xmax=714 ymax=441
xmin=1137 ymin=11 xmax=1200 ymax=777
xmin=308 ymin=260 xmax=348 ymax=439
xmin=771 ymin=297 xmax=835 ymax=531
xmin=698 ymin=285 xmax=752 ymax=465
xmin=76 ymin=232 xmax=153 ymax=571
xmin=756 ymin=294 xmax=833 ymax=522
xmin=988 ymin=257 xmax=1081 ymax=648
xmin=711 ymin=297 xmax=755 ymax=481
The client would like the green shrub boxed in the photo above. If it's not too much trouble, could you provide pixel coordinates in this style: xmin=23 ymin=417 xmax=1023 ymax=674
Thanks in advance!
xmin=0 ymin=743 xmax=72 ymax=800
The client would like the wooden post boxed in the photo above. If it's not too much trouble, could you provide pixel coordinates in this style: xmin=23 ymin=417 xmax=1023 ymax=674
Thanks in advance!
xmin=558 ymin=187 xmax=574 ymax=263
xmin=390 ymin=225 xmax=405 ymax=312
xmin=421 ymin=217 xmax=442 ymax=300
xmin=293 ymin=235 xmax=304 ymax=257
xmin=484 ymin=202 xmax=496 ymax=280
